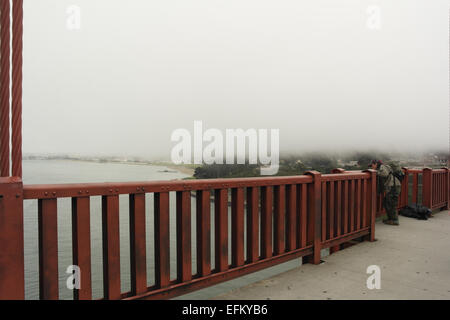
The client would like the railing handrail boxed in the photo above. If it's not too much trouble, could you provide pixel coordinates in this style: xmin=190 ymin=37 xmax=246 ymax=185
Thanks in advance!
xmin=23 ymin=175 xmax=315 ymax=199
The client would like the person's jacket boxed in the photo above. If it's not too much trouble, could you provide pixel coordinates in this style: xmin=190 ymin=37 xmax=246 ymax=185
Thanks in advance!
xmin=377 ymin=164 xmax=401 ymax=194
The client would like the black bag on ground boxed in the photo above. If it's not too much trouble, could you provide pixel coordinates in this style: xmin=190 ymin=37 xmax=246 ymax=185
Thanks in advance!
xmin=399 ymin=204 xmax=433 ymax=220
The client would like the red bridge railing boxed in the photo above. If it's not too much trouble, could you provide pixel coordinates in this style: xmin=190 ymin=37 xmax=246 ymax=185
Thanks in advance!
xmin=1 ymin=167 xmax=448 ymax=300
xmin=1 ymin=170 xmax=381 ymax=300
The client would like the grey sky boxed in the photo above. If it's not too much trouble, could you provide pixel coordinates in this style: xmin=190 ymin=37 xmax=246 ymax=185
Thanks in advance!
xmin=23 ymin=0 xmax=449 ymax=159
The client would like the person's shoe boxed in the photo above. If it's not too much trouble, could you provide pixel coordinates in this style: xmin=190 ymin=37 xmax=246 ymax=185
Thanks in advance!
xmin=383 ymin=220 xmax=399 ymax=226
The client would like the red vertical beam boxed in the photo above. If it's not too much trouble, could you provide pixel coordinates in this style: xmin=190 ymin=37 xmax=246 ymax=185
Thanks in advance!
xmin=154 ymin=192 xmax=170 ymax=288
xmin=247 ymin=187 xmax=259 ymax=263
xmin=129 ymin=194 xmax=147 ymax=296
xmin=297 ymin=184 xmax=307 ymax=248
xmin=330 ymin=180 xmax=341 ymax=254
xmin=0 ymin=0 xmax=10 ymax=177
xmin=328 ymin=181 xmax=334 ymax=240
xmin=305 ymin=171 xmax=321 ymax=265
xmin=38 ymin=198 xmax=59 ymax=300
xmin=196 ymin=190 xmax=211 ymax=277
xmin=176 ymin=191 xmax=191 ymax=283
xmin=343 ymin=180 xmax=349 ymax=234
xmin=356 ymin=179 xmax=361 ymax=230
xmin=364 ymin=170 xmax=377 ymax=242
xmin=0 ymin=178 xmax=24 ymax=299
xmin=349 ymin=180 xmax=355 ymax=232
xmin=401 ymin=168 xmax=409 ymax=208
xmin=274 ymin=185 xmax=285 ymax=255
xmin=335 ymin=181 xmax=342 ymax=237
xmin=231 ymin=188 xmax=245 ymax=267
xmin=321 ymin=182 xmax=326 ymax=242
xmin=246 ymin=187 xmax=259 ymax=263
xmin=412 ymin=173 xmax=418 ymax=204
xmin=11 ymin=0 xmax=22 ymax=178
xmin=260 ymin=186 xmax=273 ymax=259
xmin=285 ymin=184 xmax=296 ymax=252
xmin=444 ymin=168 xmax=450 ymax=210
xmin=362 ymin=179 xmax=367 ymax=228
xmin=72 ymin=197 xmax=92 ymax=300
xmin=102 ymin=195 xmax=121 ymax=300
xmin=214 ymin=189 xmax=228 ymax=272
xmin=422 ymin=168 xmax=432 ymax=209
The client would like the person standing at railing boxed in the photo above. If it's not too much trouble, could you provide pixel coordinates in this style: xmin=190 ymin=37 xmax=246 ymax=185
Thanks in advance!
xmin=369 ymin=160 xmax=402 ymax=226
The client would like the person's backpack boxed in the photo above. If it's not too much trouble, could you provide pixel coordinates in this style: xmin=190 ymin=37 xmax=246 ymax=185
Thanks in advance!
xmin=387 ymin=161 xmax=405 ymax=183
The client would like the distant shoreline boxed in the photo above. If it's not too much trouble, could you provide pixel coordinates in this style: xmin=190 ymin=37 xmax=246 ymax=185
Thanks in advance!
xmin=23 ymin=157 xmax=196 ymax=177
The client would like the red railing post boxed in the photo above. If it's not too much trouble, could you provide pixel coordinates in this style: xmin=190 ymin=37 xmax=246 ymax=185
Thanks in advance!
xmin=442 ymin=167 xmax=450 ymax=210
xmin=400 ymin=167 xmax=409 ymax=208
xmin=364 ymin=169 xmax=377 ymax=242
xmin=305 ymin=171 xmax=322 ymax=265
xmin=422 ymin=168 xmax=432 ymax=210
xmin=0 ymin=177 xmax=24 ymax=299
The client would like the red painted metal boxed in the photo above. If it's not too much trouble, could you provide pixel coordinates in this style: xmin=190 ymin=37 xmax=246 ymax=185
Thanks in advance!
xmin=129 ymin=193 xmax=147 ymax=295
xmin=273 ymin=185 xmax=286 ymax=255
xmin=366 ymin=169 xmax=377 ymax=242
xmin=285 ymin=184 xmax=296 ymax=251
xmin=0 ymin=177 xmax=24 ymax=299
xmin=38 ymin=198 xmax=59 ymax=300
xmin=102 ymin=195 xmax=121 ymax=300
xmin=214 ymin=189 xmax=228 ymax=272
xmin=0 ymin=0 xmax=10 ymax=177
xmin=231 ymin=188 xmax=245 ymax=267
xmin=196 ymin=190 xmax=211 ymax=277
xmin=260 ymin=186 xmax=273 ymax=259
xmin=176 ymin=191 xmax=192 ymax=283
xmin=2 ymin=168 xmax=448 ymax=300
xmin=72 ymin=196 xmax=92 ymax=300
xmin=297 ymin=183 xmax=308 ymax=249
xmin=11 ymin=0 xmax=22 ymax=178
xmin=246 ymin=187 xmax=259 ymax=263
xmin=305 ymin=171 xmax=321 ymax=265
xmin=154 ymin=192 xmax=170 ymax=288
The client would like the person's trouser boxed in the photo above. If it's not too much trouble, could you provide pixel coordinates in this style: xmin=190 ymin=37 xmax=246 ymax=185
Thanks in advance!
xmin=383 ymin=188 xmax=400 ymax=222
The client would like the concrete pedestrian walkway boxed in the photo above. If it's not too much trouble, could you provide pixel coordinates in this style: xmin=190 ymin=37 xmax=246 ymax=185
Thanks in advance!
xmin=213 ymin=211 xmax=450 ymax=300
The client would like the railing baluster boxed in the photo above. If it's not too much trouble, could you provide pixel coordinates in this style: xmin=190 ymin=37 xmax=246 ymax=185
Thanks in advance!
xmin=356 ymin=180 xmax=361 ymax=230
xmin=260 ymin=186 xmax=273 ymax=259
xmin=232 ymin=188 xmax=245 ymax=267
xmin=412 ymin=173 xmax=418 ymax=204
xmin=72 ymin=196 xmax=92 ymax=300
xmin=176 ymin=191 xmax=192 ymax=283
xmin=349 ymin=180 xmax=355 ymax=232
xmin=343 ymin=181 xmax=349 ymax=234
xmin=298 ymin=184 xmax=307 ymax=248
xmin=154 ymin=192 xmax=170 ymax=288
xmin=321 ymin=182 xmax=327 ymax=242
xmin=336 ymin=181 xmax=342 ymax=237
xmin=38 ymin=198 xmax=58 ymax=300
xmin=196 ymin=190 xmax=211 ymax=277
xmin=286 ymin=184 xmax=297 ymax=252
xmin=362 ymin=179 xmax=367 ymax=228
xmin=129 ymin=193 xmax=147 ymax=295
xmin=274 ymin=185 xmax=286 ymax=255
xmin=246 ymin=187 xmax=259 ymax=263
xmin=102 ymin=195 xmax=121 ymax=300
xmin=328 ymin=182 xmax=334 ymax=240
xmin=215 ymin=189 xmax=228 ymax=272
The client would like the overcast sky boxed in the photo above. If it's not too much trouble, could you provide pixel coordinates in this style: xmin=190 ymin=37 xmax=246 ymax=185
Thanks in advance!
xmin=23 ymin=0 xmax=449 ymax=159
